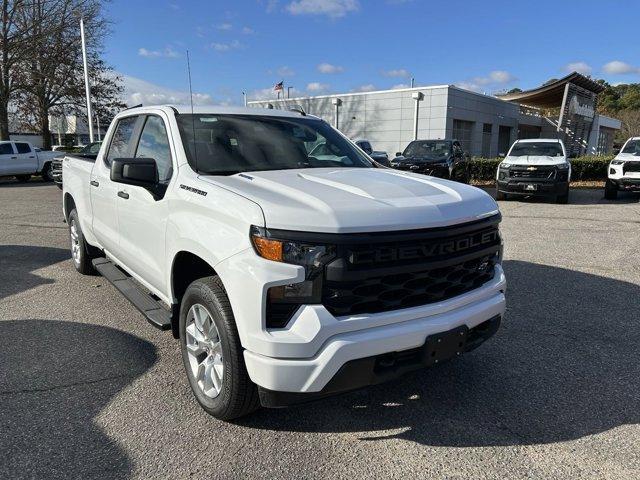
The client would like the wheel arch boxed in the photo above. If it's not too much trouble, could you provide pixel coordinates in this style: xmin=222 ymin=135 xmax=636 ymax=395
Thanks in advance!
xmin=170 ymin=251 xmax=219 ymax=339
xmin=63 ymin=192 xmax=76 ymax=222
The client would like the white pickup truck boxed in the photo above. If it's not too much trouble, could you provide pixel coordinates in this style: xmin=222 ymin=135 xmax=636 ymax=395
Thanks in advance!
xmin=496 ymin=138 xmax=571 ymax=203
xmin=605 ymin=136 xmax=640 ymax=199
xmin=63 ymin=105 xmax=506 ymax=420
xmin=0 ymin=140 xmax=60 ymax=182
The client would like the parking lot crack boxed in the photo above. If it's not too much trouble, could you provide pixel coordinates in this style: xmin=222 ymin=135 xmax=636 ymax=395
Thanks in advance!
xmin=0 ymin=373 xmax=140 ymax=396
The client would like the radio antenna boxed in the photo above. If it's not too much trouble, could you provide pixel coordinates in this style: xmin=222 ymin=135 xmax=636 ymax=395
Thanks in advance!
xmin=186 ymin=50 xmax=199 ymax=172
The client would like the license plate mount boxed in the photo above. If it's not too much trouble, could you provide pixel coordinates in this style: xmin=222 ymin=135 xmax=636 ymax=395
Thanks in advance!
xmin=422 ymin=325 xmax=468 ymax=366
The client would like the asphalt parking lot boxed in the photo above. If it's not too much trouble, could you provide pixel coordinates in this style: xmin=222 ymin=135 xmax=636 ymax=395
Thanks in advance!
xmin=1 ymin=179 xmax=639 ymax=480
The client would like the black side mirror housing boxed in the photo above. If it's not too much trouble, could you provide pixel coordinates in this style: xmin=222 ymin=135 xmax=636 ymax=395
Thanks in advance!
xmin=395 ymin=152 xmax=402 ymax=157
xmin=111 ymin=158 xmax=162 ymax=198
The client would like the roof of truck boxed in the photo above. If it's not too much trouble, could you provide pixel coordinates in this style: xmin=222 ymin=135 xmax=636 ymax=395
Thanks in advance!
xmin=514 ymin=138 xmax=563 ymax=143
xmin=122 ymin=104 xmax=317 ymax=119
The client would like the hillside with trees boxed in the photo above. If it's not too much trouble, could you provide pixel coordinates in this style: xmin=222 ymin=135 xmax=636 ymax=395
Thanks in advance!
xmin=596 ymin=80 xmax=640 ymax=142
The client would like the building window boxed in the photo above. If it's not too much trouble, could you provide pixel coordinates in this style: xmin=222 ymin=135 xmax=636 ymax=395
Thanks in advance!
xmin=452 ymin=119 xmax=474 ymax=152
xmin=597 ymin=127 xmax=614 ymax=155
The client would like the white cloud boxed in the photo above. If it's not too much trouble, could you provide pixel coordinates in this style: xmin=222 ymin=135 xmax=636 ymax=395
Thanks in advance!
xmin=603 ymin=60 xmax=640 ymax=75
xmin=456 ymin=70 xmax=517 ymax=92
xmin=564 ymin=61 xmax=592 ymax=75
xmin=287 ymin=0 xmax=359 ymax=18
xmin=277 ymin=66 xmax=295 ymax=76
xmin=391 ymin=83 xmax=410 ymax=90
xmin=138 ymin=47 xmax=180 ymax=59
xmin=241 ymin=26 xmax=255 ymax=34
xmin=217 ymin=22 xmax=233 ymax=30
xmin=121 ymin=74 xmax=213 ymax=106
xmin=317 ymin=62 xmax=344 ymax=74
xmin=211 ymin=40 xmax=242 ymax=52
xmin=383 ymin=68 xmax=410 ymax=78
xmin=353 ymin=84 xmax=376 ymax=92
xmin=306 ymin=82 xmax=330 ymax=92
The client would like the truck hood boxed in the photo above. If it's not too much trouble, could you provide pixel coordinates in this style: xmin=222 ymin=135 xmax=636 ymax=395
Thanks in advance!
xmin=504 ymin=155 xmax=567 ymax=166
xmin=614 ymin=153 xmax=640 ymax=162
xmin=201 ymin=168 xmax=499 ymax=233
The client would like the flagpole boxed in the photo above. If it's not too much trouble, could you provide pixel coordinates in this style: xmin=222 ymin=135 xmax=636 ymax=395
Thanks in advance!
xmin=80 ymin=17 xmax=94 ymax=143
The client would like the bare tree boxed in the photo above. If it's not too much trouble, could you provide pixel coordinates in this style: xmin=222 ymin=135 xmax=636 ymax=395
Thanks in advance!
xmin=15 ymin=0 xmax=122 ymax=148
xmin=0 ymin=0 xmax=27 ymax=139
xmin=617 ymin=109 xmax=640 ymax=142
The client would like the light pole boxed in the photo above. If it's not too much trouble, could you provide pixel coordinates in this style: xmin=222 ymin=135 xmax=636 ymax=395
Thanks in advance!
xmin=332 ymin=98 xmax=342 ymax=130
xmin=287 ymin=86 xmax=293 ymax=99
xmin=412 ymin=91 xmax=424 ymax=140
xmin=80 ymin=17 xmax=94 ymax=143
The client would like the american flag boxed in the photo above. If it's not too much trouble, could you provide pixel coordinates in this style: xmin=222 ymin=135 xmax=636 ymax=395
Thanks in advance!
xmin=274 ymin=81 xmax=284 ymax=92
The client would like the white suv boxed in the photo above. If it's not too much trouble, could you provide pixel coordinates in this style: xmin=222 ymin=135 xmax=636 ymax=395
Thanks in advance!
xmin=605 ymin=137 xmax=640 ymax=199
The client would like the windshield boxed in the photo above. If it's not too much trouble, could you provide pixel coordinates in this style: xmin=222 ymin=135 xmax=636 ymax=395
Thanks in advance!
xmin=509 ymin=142 xmax=564 ymax=157
xmin=621 ymin=139 xmax=640 ymax=155
xmin=176 ymin=114 xmax=373 ymax=175
xmin=403 ymin=140 xmax=452 ymax=159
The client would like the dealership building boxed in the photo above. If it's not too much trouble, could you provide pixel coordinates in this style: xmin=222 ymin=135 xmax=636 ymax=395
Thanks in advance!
xmin=248 ymin=72 xmax=621 ymax=158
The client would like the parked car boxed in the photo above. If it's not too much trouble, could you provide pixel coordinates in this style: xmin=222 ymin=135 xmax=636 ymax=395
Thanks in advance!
xmin=605 ymin=136 xmax=640 ymax=199
xmin=63 ymin=105 xmax=505 ymax=420
xmin=496 ymin=138 xmax=571 ymax=204
xmin=51 ymin=142 xmax=102 ymax=189
xmin=0 ymin=141 xmax=61 ymax=182
xmin=354 ymin=139 xmax=390 ymax=166
xmin=390 ymin=139 xmax=470 ymax=183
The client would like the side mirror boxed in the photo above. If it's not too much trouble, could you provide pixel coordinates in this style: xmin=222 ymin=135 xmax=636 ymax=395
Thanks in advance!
xmin=111 ymin=157 xmax=159 ymax=189
xmin=395 ymin=152 xmax=402 ymax=157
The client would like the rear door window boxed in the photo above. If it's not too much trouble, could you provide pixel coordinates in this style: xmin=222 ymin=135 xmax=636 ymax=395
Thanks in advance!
xmin=0 ymin=143 xmax=14 ymax=155
xmin=15 ymin=143 xmax=31 ymax=154
xmin=105 ymin=116 xmax=139 ymax=166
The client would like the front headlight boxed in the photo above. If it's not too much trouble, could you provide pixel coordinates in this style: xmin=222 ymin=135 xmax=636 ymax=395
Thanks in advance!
xmin=499 ymin=163 xmax=511 ymax=169
xmin=611 ymin=160 xmax=625 ymax=165
xmin=557 ymin=163 xmax=570 ymax=170
xmin=250 ymin=226 xmax=336 ymax=328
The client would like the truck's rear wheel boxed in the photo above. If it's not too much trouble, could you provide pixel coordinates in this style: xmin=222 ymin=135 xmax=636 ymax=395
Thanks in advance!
xmin=604 ymin=179 xmax=618 ymax=200
xmin=41 ymin=162 xmax=53 ymax=182
xmin=179 ymin=276 xmax=259 ymax=420
xmin=68 ymin=208 xmax=97 ymax=275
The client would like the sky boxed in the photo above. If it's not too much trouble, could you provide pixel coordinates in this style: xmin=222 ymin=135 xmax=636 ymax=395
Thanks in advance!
xmin=103 ymin=0 xmax=640 ymax=107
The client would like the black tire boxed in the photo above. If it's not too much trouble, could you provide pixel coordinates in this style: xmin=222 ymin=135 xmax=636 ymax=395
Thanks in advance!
xmin=15 ymin=175 xmax=30 ymax=182
xmin=556 ymin=187 xmax=570 ymax=204
xmin=41 ymin=162 xmax=53 ymax=182
xmin=68 ymin=208 xmax=97 ymax=275
xmin=179 ymin=276 xmax=259 ymax=420
xmin=495 ymin=189 xmax=506 ymax=201
xmin=604 ymin=179 xmax=618 ymax=200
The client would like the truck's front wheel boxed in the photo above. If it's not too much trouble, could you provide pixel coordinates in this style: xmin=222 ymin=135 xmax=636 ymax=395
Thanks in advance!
xmin=179 ymin=276 xmax=259 ymax=420
xmin=604 ymin=179 xmax=618 ymax=200
xmin=41 ymin=162 xmax=53 ymax=182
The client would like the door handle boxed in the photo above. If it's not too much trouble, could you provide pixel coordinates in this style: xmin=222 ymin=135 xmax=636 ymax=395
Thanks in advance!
xmin=28 ymin=156 xmax=35 ymax=158
xmin=90 ymin=180 xmax=99 ymax=187
xmin=117 ymin=191 xmax=129 ymax=199
xmin=10 ymin=156 xmax=16 ymax=159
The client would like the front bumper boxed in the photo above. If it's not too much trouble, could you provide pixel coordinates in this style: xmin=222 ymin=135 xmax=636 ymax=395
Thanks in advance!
xmin=610 ymin=177 xmax=640 ymax=191
xmin=497 ymin=179 xmax=568 ymax=196
xmin=239 ymin=265 xmax=505 ymax=396
xmin=258 ymin=314 xmax=501 ymax=407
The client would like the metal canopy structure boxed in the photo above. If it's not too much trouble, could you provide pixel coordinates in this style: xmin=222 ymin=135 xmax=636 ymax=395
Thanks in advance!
xmin=498 ymin=72 xmax=606 ymax=156
xmin=497 ymin=72 xmax=605 ymax=109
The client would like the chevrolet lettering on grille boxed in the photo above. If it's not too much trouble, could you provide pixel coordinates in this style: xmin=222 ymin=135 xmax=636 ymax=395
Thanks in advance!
xmin=348 ymin=229 xmax=500 ymax=265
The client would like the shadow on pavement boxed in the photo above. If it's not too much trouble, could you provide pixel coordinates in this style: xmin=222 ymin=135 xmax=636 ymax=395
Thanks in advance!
xmin=0 ymin=245 xmax=70 ymax=300
xmin=240 ymin=260 xmax=640 ymax=447
xmin=0 ymin=178 xmax=53 ymax=188
xmin=0 ymin=319 xmax=157 ymax=479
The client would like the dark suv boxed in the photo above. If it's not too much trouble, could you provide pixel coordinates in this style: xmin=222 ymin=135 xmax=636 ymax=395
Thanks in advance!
xmin=390 ymin=139 xmax=470 ymax=183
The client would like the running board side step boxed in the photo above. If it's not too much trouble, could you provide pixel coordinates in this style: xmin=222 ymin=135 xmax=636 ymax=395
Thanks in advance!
xmin=92 ymin=258 xmax=172 ymax=331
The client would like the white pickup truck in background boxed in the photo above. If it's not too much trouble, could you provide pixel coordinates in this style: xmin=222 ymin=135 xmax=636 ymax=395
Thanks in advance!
xmin=0 ymin=140 xmax=61 ymax=182
xmin=63 ymin=105 xmax=506 ymax=420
